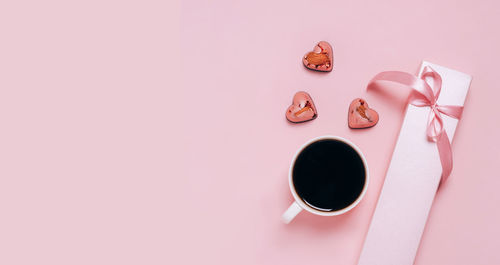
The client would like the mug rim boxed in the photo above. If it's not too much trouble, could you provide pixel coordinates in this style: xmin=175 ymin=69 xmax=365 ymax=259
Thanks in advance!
xmin=288 ymin=135 xmax=369 ymax=216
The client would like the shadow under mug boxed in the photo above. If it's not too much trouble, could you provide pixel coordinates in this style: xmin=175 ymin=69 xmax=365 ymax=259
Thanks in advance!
xmin=282 ymin=135 xmax=369 ymax=224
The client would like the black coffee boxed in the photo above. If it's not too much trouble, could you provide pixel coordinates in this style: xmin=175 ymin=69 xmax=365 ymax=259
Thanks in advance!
xmin=292 ymin=139 xmax=366 ymax=212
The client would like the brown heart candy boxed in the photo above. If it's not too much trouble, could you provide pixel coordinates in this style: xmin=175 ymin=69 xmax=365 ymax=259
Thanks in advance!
xmin=348 ymin=98 xmax=379 ymax=129
xmin=286 ymin=91 xmax=318 ymax=123
xmin=302 ymin=41 xmax=333 ymax=72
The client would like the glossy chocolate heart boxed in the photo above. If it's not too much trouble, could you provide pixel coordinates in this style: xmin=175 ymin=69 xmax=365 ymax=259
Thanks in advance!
xmin=286 ymin=92 xmax=318 ymax=123
xmin=348 ymin=98 xmax=379 ymax=128
xmin=302 ymin=41 xmax=333 ymax=72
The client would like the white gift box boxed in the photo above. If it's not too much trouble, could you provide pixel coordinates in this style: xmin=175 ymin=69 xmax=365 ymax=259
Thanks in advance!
xmin=357 ymin=61 xmax=472 ymax=265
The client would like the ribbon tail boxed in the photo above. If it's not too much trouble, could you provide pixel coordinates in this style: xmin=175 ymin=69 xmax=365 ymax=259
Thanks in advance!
xmin=436 ymin=130 xmax=453 ymax=185
xmin=437 ymin=105 xmax=464 ymax=119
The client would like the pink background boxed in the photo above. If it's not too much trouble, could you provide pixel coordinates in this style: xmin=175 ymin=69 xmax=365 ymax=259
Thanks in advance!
xmin=1 ymin=0 xmax=500 ymax=264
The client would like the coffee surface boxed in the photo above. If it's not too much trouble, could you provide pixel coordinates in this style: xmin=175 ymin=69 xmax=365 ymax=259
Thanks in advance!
xmin=292 ymin=139 xmax=365 ymax=212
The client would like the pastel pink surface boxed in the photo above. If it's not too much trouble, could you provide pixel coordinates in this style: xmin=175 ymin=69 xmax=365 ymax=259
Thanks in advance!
xmin=1 ymin=1 xmax=500 ymax=265
xmin=179 ymin=1 xmax=500 ymax=265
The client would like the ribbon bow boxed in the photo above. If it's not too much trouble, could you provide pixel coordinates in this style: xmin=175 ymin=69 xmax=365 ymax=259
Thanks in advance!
xmin=368 ymin=66 xmax=463 ymax=184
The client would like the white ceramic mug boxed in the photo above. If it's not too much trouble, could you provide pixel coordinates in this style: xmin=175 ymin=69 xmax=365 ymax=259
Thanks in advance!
xmin=282 ymin=135 xmax=369 ymax=224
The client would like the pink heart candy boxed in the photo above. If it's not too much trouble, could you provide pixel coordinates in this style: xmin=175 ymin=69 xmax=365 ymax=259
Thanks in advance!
xmin=302 ymin=41 xmax=333 ymax=72
xmin=348 ymin=98 xmax=379 ymax=129
xmin=286 ymin=92 xmax=318 ymax=123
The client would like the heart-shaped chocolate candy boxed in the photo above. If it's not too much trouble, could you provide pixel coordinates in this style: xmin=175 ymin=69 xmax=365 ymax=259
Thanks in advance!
xmin=348 ymin=98 xmax=379 ymax=128
xmin=286 ymin=92 xmax=318 ymax=123
xmin=302 ymin=41 xmax=333 ymax=72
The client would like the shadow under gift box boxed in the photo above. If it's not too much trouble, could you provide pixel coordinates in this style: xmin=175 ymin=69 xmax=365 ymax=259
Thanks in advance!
xmin=357 ymin=61 xmax=472 ymax=265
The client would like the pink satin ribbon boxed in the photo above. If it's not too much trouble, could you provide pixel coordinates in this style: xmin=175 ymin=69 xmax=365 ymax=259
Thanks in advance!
xmin=368 ymin=66 xmax=463 ymax=184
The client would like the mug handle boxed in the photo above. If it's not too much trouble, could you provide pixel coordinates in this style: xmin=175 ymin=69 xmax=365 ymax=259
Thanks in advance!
xmin=281 ymin=201 xmax=302 ymax=224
